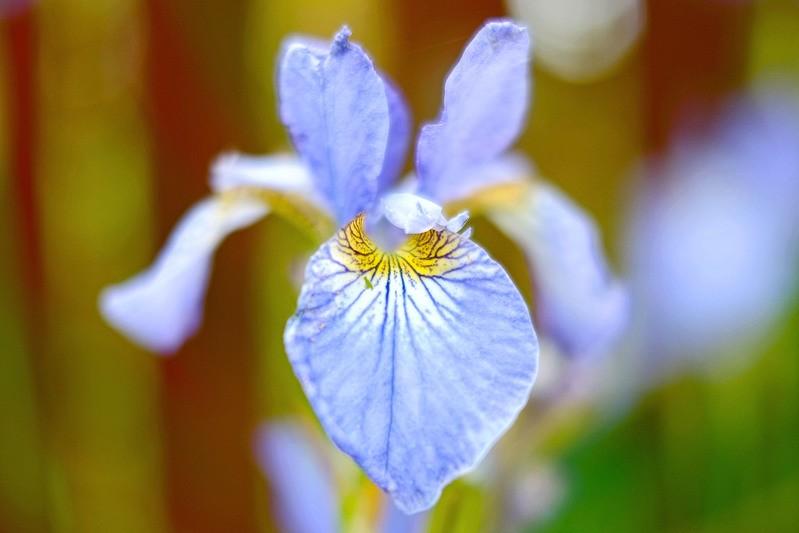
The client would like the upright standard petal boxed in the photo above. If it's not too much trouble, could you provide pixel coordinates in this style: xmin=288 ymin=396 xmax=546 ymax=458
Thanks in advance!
xmin=488 ymin=183 xmax=628 ymax=359
xmin=279 ymin=27 xmax=391 ymax=225
xmin=255 ymin=422 xmax=338 ymax=533
xmin=284 ymin=214 xmax=538 ymax=513
xmin=416 ymin=21 xmax=530 ymax=203
xmin=377 ymin=78 xmax=412 ymax=194
xmin=100 ymin=195 xmax=268 ymax=353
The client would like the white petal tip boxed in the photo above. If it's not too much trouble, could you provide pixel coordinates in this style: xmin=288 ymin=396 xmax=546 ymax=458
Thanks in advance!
xmin=99 ymin=283 xmax=192 ymax=355
xmin=382 ymin=193 xmax=470 ymax=234
xmin=445 ymin=211 xmax=469 ymax=232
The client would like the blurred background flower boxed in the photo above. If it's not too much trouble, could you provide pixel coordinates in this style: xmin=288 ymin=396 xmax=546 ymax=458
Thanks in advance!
xmin=506 ymin=0 xmax=645 ymax=82
xmin=627 ymin=84 xmax=799 ymax=381
xmin=2 ymin=0 xmax=799 ymax=532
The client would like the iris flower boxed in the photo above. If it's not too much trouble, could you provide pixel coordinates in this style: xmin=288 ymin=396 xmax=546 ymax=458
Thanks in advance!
xmin=100 ymin=20 xmax=624 ymax=512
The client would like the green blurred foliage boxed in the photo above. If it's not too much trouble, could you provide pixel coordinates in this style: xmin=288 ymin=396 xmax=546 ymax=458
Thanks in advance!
xmin=535 ymin=307 xmax=799 ymax=532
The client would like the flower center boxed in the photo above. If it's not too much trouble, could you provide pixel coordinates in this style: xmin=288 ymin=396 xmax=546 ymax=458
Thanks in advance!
xmin=333 ymin=213 xmax=469 ymax=279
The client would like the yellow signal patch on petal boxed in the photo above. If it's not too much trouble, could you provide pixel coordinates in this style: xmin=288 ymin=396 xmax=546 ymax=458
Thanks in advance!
xmin=332 ymin=213 xmax=470 ymax=280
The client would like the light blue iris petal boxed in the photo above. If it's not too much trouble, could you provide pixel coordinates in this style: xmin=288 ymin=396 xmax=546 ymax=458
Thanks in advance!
xmin=681 ymin=86 xmax=799 ymax=229
xmin=416 ymin=20 xmax=530 ymax=203
xmin=211 ymin=152 xmax=313 ymax=193
xmin=377 ymin=77 xmax=412 ymax=194
xmin=255 ymin=422 xmax=338 ymax=533
xmin=489 ymin=183 xmax=628 ymax=358
xmin=99 ymin=196 xmax=268 ymax=353
xmin=458 ymin=152 xmax=534 ymax=199
xmin=279 ymin=27 xmax=391 ymax=225
xmin=284 ymin=216 xmax=538 ymax=513
xmin=211 ymin=151 xmax=332 ymax=216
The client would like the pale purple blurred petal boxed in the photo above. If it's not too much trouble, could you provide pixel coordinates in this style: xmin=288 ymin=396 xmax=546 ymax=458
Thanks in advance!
xmin=211 ymin=152 xmax=311 ymax=193
xmin=417 ymin=20 xmax=531 ymax=203
xmin=683 ymin=85 xmax=799 ymax=224
xmin=0 ymin=0 xmax=35 ymax=18
xmin=632 ymin=173 xmax=788 ymax=361
xmin=99 ymin=196 xmax=268 ymax=353
xmin=629 ymin=86 xmax=799 ymax=372
xmin=380 ymin=499 xmax=428 ymax=533
xmin=489 ymin=183 xmax=628 ymax=358
xmin=211 ymin=152 xmax=331 ymax=216
xmin=255 ymin=422 xmax=338 ymax=533
xmin=279 ymin=27 xmax=391 ymax=225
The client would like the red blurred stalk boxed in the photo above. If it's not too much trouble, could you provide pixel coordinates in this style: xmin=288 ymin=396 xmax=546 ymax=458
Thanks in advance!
xmin=144 ymin=2 xmax=260 ymax=531
xmin=643 ymin=0 xmax=754 ymax=153
xmin=392 ymin=0 xmax=506 ymax=121
xmin=5 ymin=7 xmax=45 ymax=344
xmin=2 ymin=6 xmax=50 ymax=532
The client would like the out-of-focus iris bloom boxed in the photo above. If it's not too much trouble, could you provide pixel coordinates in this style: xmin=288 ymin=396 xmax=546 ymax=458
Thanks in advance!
xmin=255 ymin=421 xmax=428 ymax=533
xmin=506 ymin=0 xmax=644 ymax=82
xmin=255 ymin=422 xmax=339 ymax=533
xmin=101 ymin=20 xmax=624 ymax=512
xmin=628 ymin=86 xmax=799 ymax=377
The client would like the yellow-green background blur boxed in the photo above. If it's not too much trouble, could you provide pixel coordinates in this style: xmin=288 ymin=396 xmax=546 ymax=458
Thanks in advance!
xmin=2 ymin=0 xmax=798 ymax=531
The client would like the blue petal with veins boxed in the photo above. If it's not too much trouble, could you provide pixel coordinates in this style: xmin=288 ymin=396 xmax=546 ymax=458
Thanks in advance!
xmin=284 ymin=214 xmax=538 ymax=513
xmin=280 ymin=27 xmax=395 ymax=225
xmin=417 ymin=21 xmax=531 ymax=203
